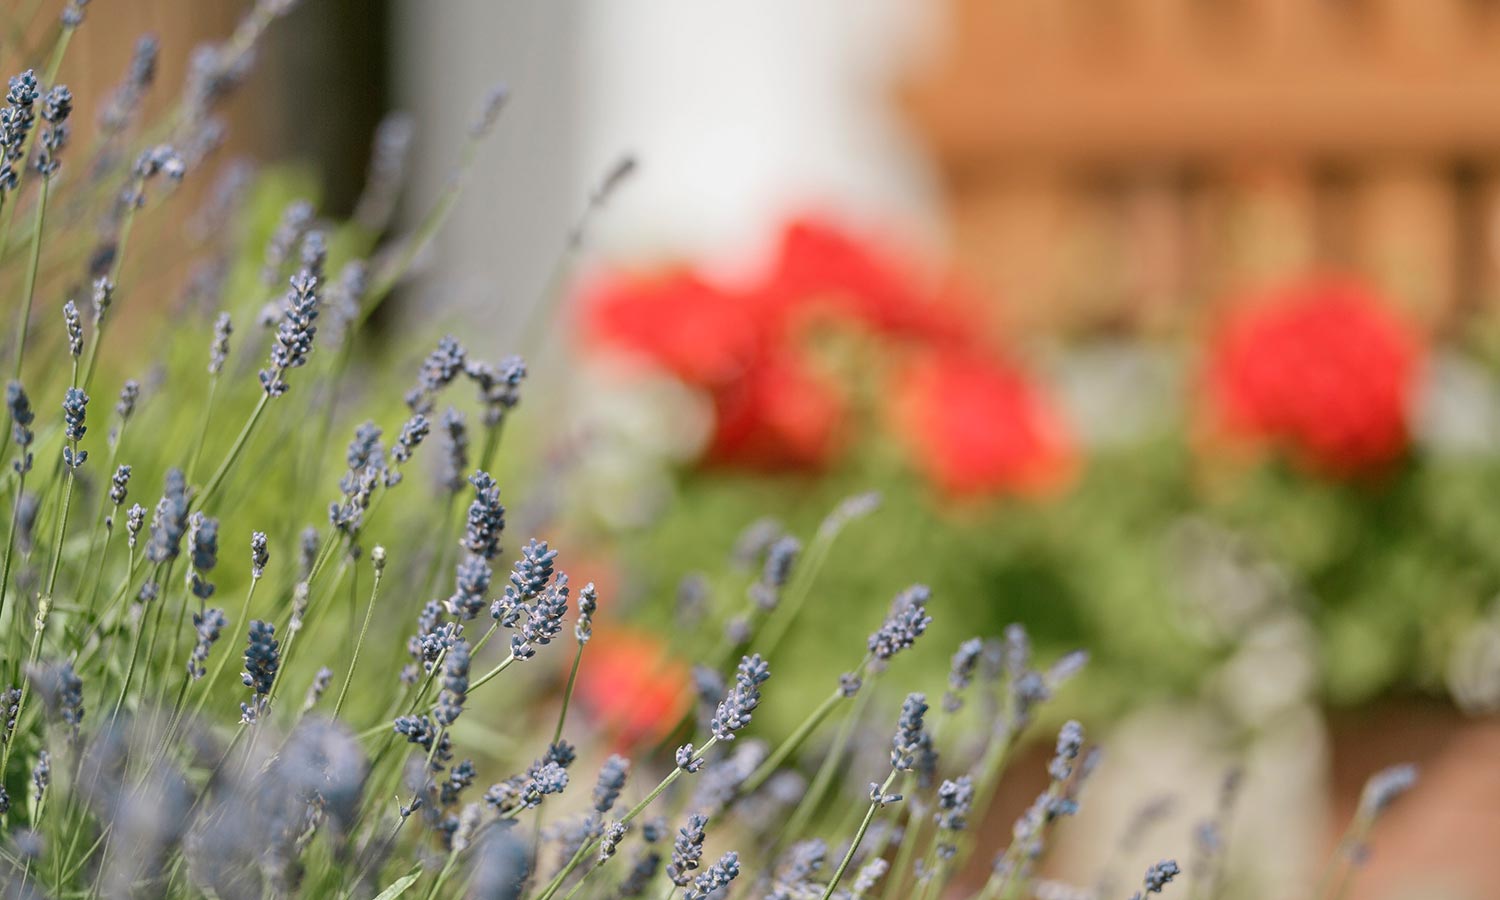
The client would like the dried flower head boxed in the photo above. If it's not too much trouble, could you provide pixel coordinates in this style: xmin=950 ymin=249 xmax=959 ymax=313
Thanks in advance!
xmin=63 ymin=300 xmax=83 ymax=357
xmin=208 ymin=312 xmax=232 ymax=374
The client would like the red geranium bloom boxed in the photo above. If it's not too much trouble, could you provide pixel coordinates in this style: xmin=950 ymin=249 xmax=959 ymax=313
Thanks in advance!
xmin=706 ymin=351 xmax=845 ymax=469
xmin=1202 ymin=276 xmax=1424 ymax=476
xmin=580 ymin=269 xmax=763 ymax=388
xmin=574 ymin=630 xmax=690 ymax=749
xmin=579 ymin=216 xmax=1002 ymax=473
xmin=767 ymin=216 xmax=972 ymax=345
xmin=891 ymin=350 xmax=1076 ymax=497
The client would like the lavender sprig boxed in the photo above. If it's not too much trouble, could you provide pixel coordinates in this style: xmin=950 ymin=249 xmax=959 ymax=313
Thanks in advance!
xmin=258 ymin=268 xmax=319 ymax=397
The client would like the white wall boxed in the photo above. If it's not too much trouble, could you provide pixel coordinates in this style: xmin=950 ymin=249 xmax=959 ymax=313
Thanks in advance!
xmin=393 ymin=0 xmax=941 ymax=351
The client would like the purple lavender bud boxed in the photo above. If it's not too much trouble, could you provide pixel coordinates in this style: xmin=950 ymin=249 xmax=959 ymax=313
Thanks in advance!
xmin=592 ymin=754 xmax=630 ymax=814
xmin=575 ymin=582 xmax=598 ymax=644
xmin=109 ymin=464 xmax=130 ymax=506
xmin=259 ymin=268 xmax=319 ymax=397
xmin=710 ymin=654 xmax=770 ymax=741
xmin=114 ymin=378 xmax=137 ymax=420
xmin=31 ymin=750 xmax=49 ymax=803
xmin=1048 ymin=721 xmax=1085 ymax=782
xmin=406 ymin=336 xmax=467 ymax=415
xmin=63 ymin=300 xmax=82 ymax=357
xmin=675 ymin=744 xmax=704 ymax=773
xmin=446 ymin=554 xmax=491 ymax=620
xmin=34 ymin=84 xmax=71 ymax=176
xmin=463 ymin=471 xmax=505 ymax=560
xmin=1132 ymin=859 xmax=1181 ymax=897
xmin=185 ymin=512 xmax=219 ymax=599
xmin=7 ymin=381 xmax=34 ymax=474
xmin=599 ymin=820 xmax=628 ymax=863
xmin=239 ymin=620 xmax=279 ymax=722
xmin=668 ymin=814 xmax=709 ymax=886
xmin=394 ymin=714 xmax=452 ymax=770
xmin=92 ymin=278 xmax=113 ymax=325
xmin=435 ymin=407 xmax=469 ymax=494
xmin=749 ymin=535 xmax=799 ymax=610
xmin=263 ymin=200 xmax=314 ymax=286
xmin=891 ymin=693 xmax=928 ymax=771
xmin=303 ymin=665 xmax=333 ymax=711
xmin=187 ymin=608 xmax=227 ymax=679
xmin=943 ymin=637 xmax=984 ymax=712
xmin=62 ymin=387 xmax=88 ymax=442
xmin=26 ymin=661 xmax=82 ymax=731
xmin=469 ymin=84 xmax=509 ymax=138
xmin=685 ymin=851 xmax=739 ymax=900
xmin=208 ymin=312 xmax=232 ymax=374
xmin=465 ymin=355 xmax=526 ymax=427
xmin=868 ymin=585 xmax=932 ymax=662
xmin=146 ymin=469 xmax=188 ymax=564
xmin=435 ymin=639 xmax=470 ymax=726
xmin=1359 ymin=763 xmax=1417 ymax=818
xmin=251 ymin=531 xmax=269 ymax=579
xmin=125 ymin=503 xmax=145 ymax=548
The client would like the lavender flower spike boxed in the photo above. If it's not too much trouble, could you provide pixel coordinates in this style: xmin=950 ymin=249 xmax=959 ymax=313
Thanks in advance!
xmin=259 ymin=266 xmax=320 ymax=397
xmin=710 ymin=654 xmax=771 ymax=741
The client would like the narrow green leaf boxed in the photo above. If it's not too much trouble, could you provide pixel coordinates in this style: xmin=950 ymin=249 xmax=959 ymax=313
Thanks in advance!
xmin=373 ymin=871 xmax=422 ymax=900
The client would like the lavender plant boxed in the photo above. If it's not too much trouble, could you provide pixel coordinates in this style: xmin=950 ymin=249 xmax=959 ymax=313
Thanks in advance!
xmin=0 ymin=4 xmax=1427 ymax=900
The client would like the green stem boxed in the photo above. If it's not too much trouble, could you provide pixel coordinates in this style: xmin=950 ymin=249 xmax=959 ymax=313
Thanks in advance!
xmin=332 ymin=562 xmax=383 ymax=720
xmin=740 ymin=673 xmax=862 ymax=798
xmin=80 ymin=419 xmax=128 ymax=619
xmin=0 ymin=596 xmax=51 ymax=781
xmin=195 ymin=391 xmax=269 ymax=512
xmin=186 ymin=576 xmax=259 ymax=720
xmin=820 ymin=770 xmax=901 ymax=900
xmin=10 ymin=177 xmax=49 ymax=382
xmin=757 ymin=525 xmax=836 ymax=659
xmin=42 ymin=462 xmax=75 ymax=598
xmin=477 ymin=419 xmax=505 ymax=479
xmin=422 ymin=850 xmax=462 ymax=900
xmin=109 ymin=565 xmax=161 ymax=723
xmin=552 ymin=641 xmax=585 ymax=745
xmin=530 ymin=640 xmax=588 ymax=856
xmin=778 ymin=675 xmax=878 ymax=853
xmin=184 ymin=376 xmax=219 ymax=484
xmin=0 ymin=468 xmax=27 ymax=650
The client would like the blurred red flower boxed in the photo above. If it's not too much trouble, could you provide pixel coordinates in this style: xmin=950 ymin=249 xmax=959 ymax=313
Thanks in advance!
xmin=580 ymin=269 xmax=762 ymax=389
xmin=890 ymin=350 xmax=1077 ymax=497
xmin=707 ymin=351 xmax=846 ymax=469
xmin=766 ymin=216 xmax=971 ymax=346
xmin=1202 ymin=276 xmax=1425 ymax=476
xmin=578 ymin=216 xmax=1057 ymax=485
xmin=575 ymin=630 xmax=690 ymax=749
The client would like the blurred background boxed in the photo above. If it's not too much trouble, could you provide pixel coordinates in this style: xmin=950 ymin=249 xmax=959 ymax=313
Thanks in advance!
xmin=19 ymin=1 xmax=1500 ymax=897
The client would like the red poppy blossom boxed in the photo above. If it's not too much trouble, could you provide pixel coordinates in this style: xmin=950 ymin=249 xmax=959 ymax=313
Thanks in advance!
xmin=1202 ymin=276 xmax=1424 ymax=476
xmin=891 ymin=350 xmax=1076 ymax=497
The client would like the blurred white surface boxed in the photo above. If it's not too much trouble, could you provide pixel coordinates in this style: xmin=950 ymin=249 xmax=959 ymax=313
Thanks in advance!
xmin=576 ymin=0 xmax=941 ymax=267
xmin=393 ymin=0 xmax=941 ymax=351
